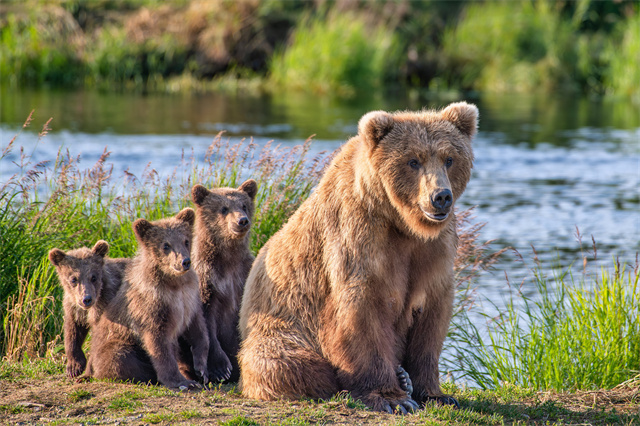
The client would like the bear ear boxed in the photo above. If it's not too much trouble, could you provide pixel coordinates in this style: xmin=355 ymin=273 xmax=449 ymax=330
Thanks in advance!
xmin=441 ymin=102 xmax=479 ymax=138
xmin=358 ymin=111 xmax=395 ymax=148
xmin=175 ymin=207 xmax=195 ymax=227
xmin=92 ymin=240 xmax=109 ymax=258
xmin=238 ymin=179 xmax=258 ymax=201
xmin=48 ymin=248 xmax=66 ymax=266
xmin=191 ymin=184 xmax=210 ymax=206
xmin=133 ymin=218 xmax=153 ymax=241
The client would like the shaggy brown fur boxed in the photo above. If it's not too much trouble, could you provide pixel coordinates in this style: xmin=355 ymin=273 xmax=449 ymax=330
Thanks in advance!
xmin=85 ymin=208 xmax=210 ymax=389
xmin=190 ymin=179 xmax=257 ymax=383
xmin=48 ymin=240 xmax=128 ymax=378
xmin=239 ymin=102 xmax=478 ymax=413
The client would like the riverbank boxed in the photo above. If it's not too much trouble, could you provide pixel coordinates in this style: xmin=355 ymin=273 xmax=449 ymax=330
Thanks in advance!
xmin=1 ymin=0 xmax=638 ymax=99
xmin=1 ymin=359 xmax=638 ymax=425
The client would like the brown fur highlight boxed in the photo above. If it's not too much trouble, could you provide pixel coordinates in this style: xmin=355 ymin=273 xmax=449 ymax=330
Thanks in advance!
xmin=48 ymin=240 xmax=127 ymax=378
xmin=239 ymin=103 xmax=478 ymax=412
xmin=86 ymin=208 xmax=210 ymax=389
xmin=190 ymin=179 xmax=257 ymax=382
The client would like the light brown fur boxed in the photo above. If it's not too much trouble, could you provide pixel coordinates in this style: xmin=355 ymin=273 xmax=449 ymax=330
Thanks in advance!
xmin=48 ymin=240 xmax=128 ymax=378
xmin=239 ymin=102 xmax=478 ymax=412
xmin=85 ymin=208 xmax=210 ymax=389
xmin=190 ymin=179 xmax=257 ymax=382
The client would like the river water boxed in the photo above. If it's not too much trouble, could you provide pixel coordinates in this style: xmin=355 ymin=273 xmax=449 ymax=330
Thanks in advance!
xmin=2 ymin=88 xmax=639 ymax=303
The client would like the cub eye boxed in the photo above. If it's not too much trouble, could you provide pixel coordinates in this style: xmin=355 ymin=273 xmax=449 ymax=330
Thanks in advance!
xmin=221 ymin=207 xmax=229 ymax=215
xmin=90 ymin=275 xmax=97 ymax=283
xmin=163 ymin=243 xmax=171 ymax=252
xmin=242 ymin=205 xmax=247 ymax=213
xmin=446 ymin=157 xmax=454 ymax=168
xmin=70 ymin=277 xmax=79 ymax=285
xmin=408 ymin=159 xmax=420 ymax=170
xmin=185 ymin=239 xmax=189 ymax=248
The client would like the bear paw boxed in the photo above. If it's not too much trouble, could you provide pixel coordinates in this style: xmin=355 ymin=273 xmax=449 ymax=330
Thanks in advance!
xmin=66 ymin=358 xmax=86 ymax=379
xmin=396 ymin=365 xmax=413 ymax=398
xmin=424 ymin=394 xmax=459 ymax=409
xmin=209 ymin=354 xmax=232 ymax=383
xmin=366 ymin=394 xmax=420 ymax=415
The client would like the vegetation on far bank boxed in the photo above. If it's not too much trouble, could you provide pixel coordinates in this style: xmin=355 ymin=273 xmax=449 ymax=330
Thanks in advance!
xmin=1 ymin=0 xmax=639 ymax=99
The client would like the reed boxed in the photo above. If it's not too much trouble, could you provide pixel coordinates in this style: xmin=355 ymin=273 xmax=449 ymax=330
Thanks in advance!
xmin=447 ymin=247 xmax=640 ymax=391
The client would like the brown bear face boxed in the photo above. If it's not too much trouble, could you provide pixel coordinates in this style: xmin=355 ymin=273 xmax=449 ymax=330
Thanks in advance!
xmin=133 ymin=208 xmax=195 ymax=276
xmin=359 ymin=102 xmax=478 ymax=239
xmin=191 ymin=179 xmax=258 ymax=240
xmin=48 ymin=240 xmax=110 ymax=310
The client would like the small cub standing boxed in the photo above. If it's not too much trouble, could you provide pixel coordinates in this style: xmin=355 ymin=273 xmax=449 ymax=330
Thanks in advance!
xmin=86 ymin=208 xmax=209 ymax=389
xmin=49 ymin=240 xmax=127 ymax=378
xmin=191 ymin=179 xmax=257 ymax=382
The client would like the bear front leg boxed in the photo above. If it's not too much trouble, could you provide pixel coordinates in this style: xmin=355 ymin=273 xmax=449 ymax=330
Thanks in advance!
xmin=64 ymin=312 xmax=89 ymax=378
xmin=404 ymin=286 xmax=458 ymax=408
xmin=141 ymin=332 xmax=198 ymax=390
xmin=181 ymin=308 xmax=210 ymax=385
xmin=203 ymin=303 xmax=232 ymax=382
xmin=321 ymin=291 xmax=419 ymax=414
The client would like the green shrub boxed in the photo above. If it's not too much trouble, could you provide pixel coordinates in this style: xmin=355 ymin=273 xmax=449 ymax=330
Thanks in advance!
xmin=269 ymin=11 xmax=400 ymax=97
xmin=603 ymin=10 xmax=640 ymax=98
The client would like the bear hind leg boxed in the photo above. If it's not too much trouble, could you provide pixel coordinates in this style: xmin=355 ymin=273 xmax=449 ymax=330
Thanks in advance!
xmin=239 ymin=330 xmax=338 ymax=401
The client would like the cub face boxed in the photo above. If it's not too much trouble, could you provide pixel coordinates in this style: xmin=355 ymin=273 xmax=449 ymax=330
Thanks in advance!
xmin=133 ymin=208 xmax=196 ymax=276
xmin=48 ymin=240 xmax=110 ymax=310
xmin=191 ymin=179 xmax=258 ymax=240
xmin=359 ymin=102 xmax=478 ymax=239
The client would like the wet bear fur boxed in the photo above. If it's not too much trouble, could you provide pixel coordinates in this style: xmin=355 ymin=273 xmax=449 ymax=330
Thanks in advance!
xmin=239 ymin=102 xmax=478 ymax=413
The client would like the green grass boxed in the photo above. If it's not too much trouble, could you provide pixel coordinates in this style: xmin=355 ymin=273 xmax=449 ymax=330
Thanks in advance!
xmin=449 ymin=254 xmax=640 ymax=391
xmin=107 ymin=390 xmax=145 ymax=410
xmin=0 ymin=115 xmax=328 ymax=359
xmin=66 ymin=389 xmax=94 ymax=403
xmin=269 ymin=10 xmax=400 ymax=97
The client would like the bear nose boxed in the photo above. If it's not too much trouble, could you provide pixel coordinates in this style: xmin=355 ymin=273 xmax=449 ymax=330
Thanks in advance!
xmin=238 ymin=216 xmax=249 ymax=228
xmin=182 ymin=258 xmax=191 ymax=271
xmin=82 ymin=295 xmax=93 ymax=307
xmin=431 ymin=189 xmax=453 ymax=211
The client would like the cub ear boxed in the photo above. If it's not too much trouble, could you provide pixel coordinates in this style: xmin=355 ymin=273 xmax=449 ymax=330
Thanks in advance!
xmin=358 ymin=110 xmax=394 ymax=149
xmin=441 ymin=102 xmax=479 ymax=138
xmin=48 ymin=248 xmax=66 ymax=266
xmin=191 ymin=184 xmax=210 ymax=206
xmin=133 ymin=218 xmax=153 ymax=241
xmin=175 ymin=207 xmax=196 ymax=227
xmin=92 ymin=240 xmax=109 ymax=258
xmin=238 ymin=179 xmax=258 ymax=200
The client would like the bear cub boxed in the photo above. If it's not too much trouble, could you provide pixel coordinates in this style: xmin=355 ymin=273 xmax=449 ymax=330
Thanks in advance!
xmin=191 ymin=179 xmax=257 ymax=382
xmin=49 ymin=240 xmax=128 ymax=378
xmin=86 ymin=208 xmax=209 ymax=389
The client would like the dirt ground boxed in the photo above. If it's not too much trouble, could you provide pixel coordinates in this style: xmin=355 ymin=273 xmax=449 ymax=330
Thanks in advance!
xmin=1 ymin=371 xmax=639 ymax=425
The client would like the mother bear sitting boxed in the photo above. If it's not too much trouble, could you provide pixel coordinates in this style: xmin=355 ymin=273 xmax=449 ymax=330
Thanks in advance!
xmin=238 ymin=102 xmax=478 ymax=413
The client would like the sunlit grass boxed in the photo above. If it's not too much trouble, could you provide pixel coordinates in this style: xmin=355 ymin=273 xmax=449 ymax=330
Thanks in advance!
xmin=267 ymin=11 xmax=400 ymax=97
xmin=449 ymin=250 xmax=640 ymax=391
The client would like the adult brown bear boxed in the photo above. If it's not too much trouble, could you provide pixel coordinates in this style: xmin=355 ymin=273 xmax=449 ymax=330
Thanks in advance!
xmin=238 ymin=102 xmax=478 ymax=413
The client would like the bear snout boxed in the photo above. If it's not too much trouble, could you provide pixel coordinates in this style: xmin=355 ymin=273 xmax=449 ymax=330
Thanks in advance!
xmin=81 ymin=294 xmax=94 ymax=308
xmin=231 ymin=216 xmax=250 ymax=235
xmin=431 ymin=188 xmax=453 ymax=212
xmin=181 ymin=258 xmax=191 ymax=271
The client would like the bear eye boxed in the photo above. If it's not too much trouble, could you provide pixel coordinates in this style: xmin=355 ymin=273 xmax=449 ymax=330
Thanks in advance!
xmin=90 ymin=275 xmax=97 ymax=283
xmin=221 ymin=207 xmax=229 ymax=215
xmin=70 ymin=277 xmax=79 ymax=285
xmin=408 ymin=159 xmax=420 ymax=170
xmin=242 ymin=204 xmax=247 ymax=213
xmin=163 ymin=242 xmax=171 ymax=252
xmin=185 ymin=239 xmax=189 ymax=248
xmin=446 ymin=157 xmax=454 ymax=168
